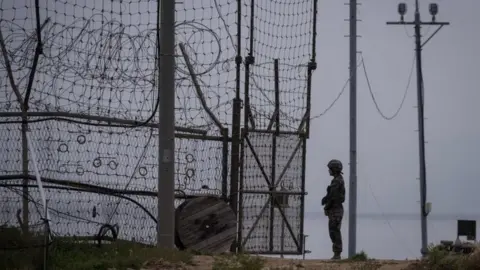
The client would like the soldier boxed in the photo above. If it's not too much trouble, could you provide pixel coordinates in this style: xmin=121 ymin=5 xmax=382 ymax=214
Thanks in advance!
xmin=321 ymin=159 xmax=345 ymax=260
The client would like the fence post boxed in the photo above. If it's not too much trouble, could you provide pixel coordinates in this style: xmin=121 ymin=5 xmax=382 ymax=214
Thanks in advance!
xmin=21 ymin=114 xmax=29 ymax=235
xmin=43 ymin=199 xmax=49 ymax=270
xmin=222 ymin=128 xmax=229 ymax=201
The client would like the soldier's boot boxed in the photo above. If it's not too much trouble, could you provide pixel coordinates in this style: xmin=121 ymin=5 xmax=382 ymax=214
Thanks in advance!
xmin=331 ymin=252 xmax=341 ymax=260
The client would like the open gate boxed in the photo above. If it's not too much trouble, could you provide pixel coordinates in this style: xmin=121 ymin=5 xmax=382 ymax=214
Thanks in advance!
xmin=235 ymin=52 xmax=312 ymax=256
xmin=229 ymin=0 xmax=317 ymax=255
xmin=238 ymin=128 xmax=307 ymax=254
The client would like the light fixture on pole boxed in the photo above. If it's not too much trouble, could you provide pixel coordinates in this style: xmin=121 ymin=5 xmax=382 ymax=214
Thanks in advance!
xmin=429 ymin=3 xmax=438 ymax=22
xmin=386 ymin=0 xmax=449 ymax=257
xmin=398 ymin=3 xmax=407 ymax=22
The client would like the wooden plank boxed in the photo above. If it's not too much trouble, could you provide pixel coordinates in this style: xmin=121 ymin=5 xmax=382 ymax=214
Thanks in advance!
xmin=175 ymin=200 xmax=189 ymax=250
xmin=175 ymin=196 xmax=236 ymax=254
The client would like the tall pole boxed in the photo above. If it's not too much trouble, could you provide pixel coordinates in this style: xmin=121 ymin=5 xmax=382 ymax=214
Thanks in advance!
xmin=230 ymin=0 xmax=242 ymax=253
xmin=157 ymin=0 xmax=176 ymax=248
xmin=348 ymin=0 xmax=358 ymax=259
xmin=387 ymin=1 xmax=449 ymax=256
xmin=413 ymin=0 xmax=428 ymax=256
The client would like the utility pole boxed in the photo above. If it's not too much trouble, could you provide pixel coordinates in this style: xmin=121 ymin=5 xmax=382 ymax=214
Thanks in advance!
xmin=348 ymin=0 xmax=358 ymax=259
xmin=157 ymin=0 xmax=176 ymax=248
xmin=386 ymin=0 xmax=449 ymax=256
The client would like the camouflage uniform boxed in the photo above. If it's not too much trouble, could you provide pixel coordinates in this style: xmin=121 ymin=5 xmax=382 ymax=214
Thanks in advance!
xmin=322 ymin=159 xmax=345 ymax=259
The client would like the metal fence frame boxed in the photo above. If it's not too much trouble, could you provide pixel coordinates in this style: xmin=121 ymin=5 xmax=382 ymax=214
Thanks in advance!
xmin=0 ymin=0 xmax=318 ymax=257
xmin=228 ymin=0 xmax=319 ymax=255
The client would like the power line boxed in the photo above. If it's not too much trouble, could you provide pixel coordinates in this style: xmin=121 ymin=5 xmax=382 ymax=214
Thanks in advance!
xmin=311 ymin=78 xmax=349 ymax=120
xmin=310 ymin=59 xmax=364 ymax=120
xmin=366 ymin=180 xmax=416 ymax=258
xmin=246 ymin=59 xmax=363 ymax=124
xmin=361 ymin=52 xmax=415 ymax=120
xmin=386 ymin=1 xmax=450 ymax=256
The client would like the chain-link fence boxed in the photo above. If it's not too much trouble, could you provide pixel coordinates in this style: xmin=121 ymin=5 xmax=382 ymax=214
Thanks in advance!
xmin=0 ymin=0 xmax=318 ymax=265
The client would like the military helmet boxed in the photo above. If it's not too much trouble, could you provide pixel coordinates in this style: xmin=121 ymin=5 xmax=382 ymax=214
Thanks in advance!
xmin=327 ymin=159 xmax=343 ymax=172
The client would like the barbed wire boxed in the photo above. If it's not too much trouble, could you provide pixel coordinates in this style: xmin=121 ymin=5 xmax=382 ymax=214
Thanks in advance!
xmin=0 ymin=0 xmax=316 ymax=256
xmin=0 ymin=9 xmax=234 ymax=133
xmin=0 ymin=0 xmax=236 ymax=245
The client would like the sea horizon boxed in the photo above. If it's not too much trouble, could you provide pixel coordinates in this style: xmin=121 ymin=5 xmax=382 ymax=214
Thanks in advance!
xmin=294 ymin=217 xmax=477 ymax=260
xmin=304 ymin=212 xmax=480 ymax=221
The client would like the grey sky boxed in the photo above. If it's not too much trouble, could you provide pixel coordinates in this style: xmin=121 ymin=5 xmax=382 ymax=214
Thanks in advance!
xmin=307 ymin=0 xmax=480 ymax=218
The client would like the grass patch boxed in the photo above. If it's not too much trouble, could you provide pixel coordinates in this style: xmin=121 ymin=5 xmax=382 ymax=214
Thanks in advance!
xmin=0 ymin=225 xmax=47 ymax=270
xmin=0 ymin=226 xmax=194 ymax=270
xmin=350 ymin=250 xmax=370 ymax=261
xmin=407 ymin=243 xmax=480 ymax=270
xmin=51 ymin=240 xmax=193 ymax=270
xmin=339 ymin=251 xmax=381 ymax=270
xmin=212 ymin=253 xmax=265 ymax=270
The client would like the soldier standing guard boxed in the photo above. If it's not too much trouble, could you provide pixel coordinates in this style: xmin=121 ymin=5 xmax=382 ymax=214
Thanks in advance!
xmin=321 ymin=159 xmax=345 ymax=260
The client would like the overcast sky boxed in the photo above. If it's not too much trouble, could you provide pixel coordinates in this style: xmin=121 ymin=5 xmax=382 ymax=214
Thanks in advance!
xmin=307 ymin=0 xmax=480 ymax=217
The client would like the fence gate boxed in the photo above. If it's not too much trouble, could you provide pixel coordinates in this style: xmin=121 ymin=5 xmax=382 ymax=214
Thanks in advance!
xmin=238 ymin=128 xmax=307 ymax=255
xmin=232 ymin=0 xmax=317 ymax=255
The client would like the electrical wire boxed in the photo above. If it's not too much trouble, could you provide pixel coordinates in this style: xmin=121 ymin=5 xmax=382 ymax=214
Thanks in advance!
xmin=7 ymin=184 xmax=102 ymax=226
xmin=309 ymin=58 xmax=364 ymax=120
xmin=403 ymin=25 xmax=432 ymax=38
xmin=0 ymin=1 xmax=228 ymax=233
xmin=366 ymin=180 xmax=417 ymax=258
xmin=309 ymin=78 xmax=349 ymax=120
xmin=105 ymin=128 xmax=154 ymax=225
xmin=1 ymin=183 xmax=158 ymax=223
xmin=2 ymin=185 xmax=130 ymax=249
xmin=403 ymin=25 xmax=414 ymax=38
xmin=361 ymin=52 xmax=415 ymax=120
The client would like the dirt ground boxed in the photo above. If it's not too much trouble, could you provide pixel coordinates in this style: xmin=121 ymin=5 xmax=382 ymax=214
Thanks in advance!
xmin=186 ymin=256 xmax=420 ymax=270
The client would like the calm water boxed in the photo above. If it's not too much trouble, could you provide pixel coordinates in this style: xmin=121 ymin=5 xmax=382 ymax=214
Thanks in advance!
xmin=299 ymin=214 xmax=477 ymax=260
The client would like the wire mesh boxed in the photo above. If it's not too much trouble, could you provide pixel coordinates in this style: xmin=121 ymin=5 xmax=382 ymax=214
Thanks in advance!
xmin=0 ymin=0 xmax=236 ymax=245
xmin=242 ymin=0 xmax=313 ymax=131
xmin=0 ymin=120 xmax=225 ymax=242
xmin=238 ymin=0 xmax=315 ymax=254
xmin=241 ymin=131 xmax=305 ymax=253
xmin=0 ymin=0 xmax=316 ymax=256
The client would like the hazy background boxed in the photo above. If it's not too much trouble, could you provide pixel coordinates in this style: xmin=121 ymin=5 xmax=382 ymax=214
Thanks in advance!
xmin=303 ymin=0 xmax=480 ymax=259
